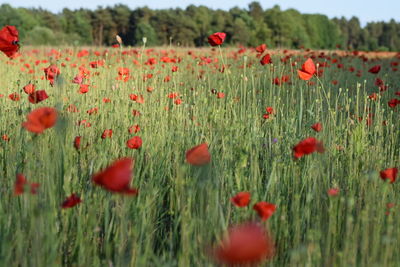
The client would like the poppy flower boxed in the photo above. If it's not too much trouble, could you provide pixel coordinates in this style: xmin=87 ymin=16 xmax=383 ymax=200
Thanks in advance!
xmin=79 ymin=84 xmax=89 ymax=94
xmin=298 ymin=58 xmax=316 ymax=80
xmin=2 ymin=134 xmax=10 ymax=142
xmin=8 ymin=92 xmax=20 ymax=101
xmin=260 ymin=54 xmax=272 ymax=65
xmin=0 ymin=25 xmax=19 ymax=58
xmin=129 ymin=124 xmax=140 ymax=134
xmin=92 ymin=158 xmax=138 ymax=195
xmin=126 ymin=136 xmax=142 ymax=149
xmin=22 ymin=107 xmax=57 ymax=134
xmin=231 ymin=192 xmax=251 ymax=207
xmin=72 ymin=74 xmax=84 ymax=84
xmin=14 ymin=174 xmax=40 ymax=195
xmin=208 ymin=32 xmax=226 ymax=46
xmin=265 ymin=107 xmax=274 ymax=115
xmin=23 ymin=84 xmax=36 ymax=94
xmin=368 ymin=65 xmax=381 ymax=74
xmin=311 ymin=122 xmax=322 ymax=132
xmin=388 ymin=98 xmax=400 ymax=108
xmin=380 ymin=167 xmax=398 ymax=183
xmin=28 ymin=90 xmax=48 ymax=104
xmin=255 ymin=44 xmax=267 ymax=54
xmin=217 ymin=92 xmax=225 ymax=99
xmin=74 ymin=136 xmax=81 ymax=150
xmin=101 ymin=129 xmax=113 ymax=139
xmin=213 ymin=222 xmax=275 ymax=265
xmin=61 ymin=193 xmax=82 ymax=209
xmin=253 ymin=202 xmax=276 ymax=221
xmin=327 ymin=188 xmax=340 ymax=196
xmin=293 ymin=137 xmax=324 ymax=159
xmin=186 ymin=143 xmax=211 ymax=166
xmin=44 ymin=65 xmax=60 ymax=86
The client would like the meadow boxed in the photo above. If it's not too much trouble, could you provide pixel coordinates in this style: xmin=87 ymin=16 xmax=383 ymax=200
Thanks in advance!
xmin=0 ymin=42 xmax=399 ymax=266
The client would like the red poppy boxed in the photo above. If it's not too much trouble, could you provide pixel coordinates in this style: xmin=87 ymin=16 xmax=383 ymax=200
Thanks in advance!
xmin=265 ymin=107 xmax=274 ymax=115
xmin=253 ymin=202 xmax=276 ymax=221
xmin=293 ymin=137 xmax=324 ymax=159
xmin=61 ymin=193 xmax=82 ymax=209
xmin=126 ymin=136 xmax=143 ymax=149
xmin=22 ymin=107 xmax=58 ymax=134
xmin=260 ymin=54 xmax=272 ymax=65
xmin=231 ymin=192 xmax=251 ymax=207
xmin=255 ymin=44 xmax=267 ymax=54
xmin=74 ymin=136 xmax=81 ymax=150
xmin=368 ymin=65 xmax=381 ymax=74
xmin=0 ymin=25 xmax=19 ymax=58
xmin=2 ymin=134 xmax=10 ymax=142
xmin=8 ymin=92 xmax=20 ymax=101
xmin=208 ymin=32 xmax=226 ymax=46
xmin=311 ymin=122 xmax=322 ymax=132
xmin=214 ymin=222 xmax=275 ymax=265
xmin=23 ymin=84 xmax=36 ymax=94
xmin=217 ymin=92 xmax=225 ymax=99
xmin=327 ymin=188 xmax=340 ymax=197
xmin=129 ymin=124 xmax=140 ymax=134
xmin=186 ymin=143 xmax=211 ymax=166
xmin=101 ymin=129 xmax=113 ymax=139
xmin=298 ymin=58 xmax=316 ymax=80
xmin=44 ymin=65 xmax=60 ymax=86
xmin=79 ymin=84 xmax=89 ymax=94
xmin=14 ymin=174 xmax=40 ymax=195
xmin=28 ymin=90 xmax=48 ymax=104
xmin=92 ymin=158 xmax=138 ymax=195
xmin=388 ymin=98 xmax=400 ymax=108
xmin=380 ymin=167 xmax=398 ymax=183
xmin=72 ymin=74 xmax=84 ymax=84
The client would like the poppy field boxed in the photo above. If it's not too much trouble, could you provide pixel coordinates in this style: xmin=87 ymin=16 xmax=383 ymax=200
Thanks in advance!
xmin=0 ymin=26 xmax=400 ymax=266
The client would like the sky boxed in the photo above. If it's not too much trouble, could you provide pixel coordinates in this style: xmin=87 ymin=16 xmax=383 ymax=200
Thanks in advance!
xmin=1 ymin=0 xmax=399 ymax=26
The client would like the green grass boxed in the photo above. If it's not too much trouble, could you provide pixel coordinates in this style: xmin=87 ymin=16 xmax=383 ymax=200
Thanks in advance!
xmin=0 ymin=47 xmax=399 ymax=266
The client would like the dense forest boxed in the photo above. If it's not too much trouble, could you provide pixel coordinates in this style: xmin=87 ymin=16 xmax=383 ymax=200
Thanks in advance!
xmin=0 ymin=2 xmax=399 ymax=51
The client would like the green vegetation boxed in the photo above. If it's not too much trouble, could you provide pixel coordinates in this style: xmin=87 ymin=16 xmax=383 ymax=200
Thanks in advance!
xmin=0 ymin=45 xmax=399 ymax=266
xmin=1 ymin=2 xmax=400 ymax=50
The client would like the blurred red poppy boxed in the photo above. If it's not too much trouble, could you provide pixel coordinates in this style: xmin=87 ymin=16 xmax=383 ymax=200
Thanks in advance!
xmin=293 ymin=137 xmax=324 ymax=159
xmin=23 ymin=84 xmax=36 ymax=94
xmin=260 ymin=54 xmax=272 ymax=65
xmin=298 ymin=58 xmax=316 ymax=80
xmin=186 ymin=143 xmax=211 ymax=166
xmin=22 ymin=107 xmax=57 ymax=134
xmin=0 ymin=25 xmax=19 ymax=58
xmin=231 ymin=192 xmax=251 ymax=207
xmin=255 ymin=44 xmax=267 ymax=54
xmin=61 ymin=193 xmax=82 ymax=209
xmin=327 ymin=188 xmax=340 ymax=196
xmin=8 ymin=92 xmax=20 ymax=101
xmin=380 ymin=167 xmax=398 ymax=183
xmin=92 ymin=158 xmax=138 ymax=195
xmin=14 ymin=174 xmax=40 ymax=195
xmin=44 ymin=65 xmax=60 ymax=86
xmin=368 ymin=65 xmax=381 ymax=74
xmin=208 ymin=32 xmax=226 ymax=46
xmin=101 ymin=129 xmax=113 ymax=139
xmin=311 ymin=122 xmax=322 ymax=132
xmin=126 ymin=136 xmax=142 ymax=149
xmin=213 ymin=222 xmax=275 ymax=265
xmin=28 ymin=90 xmax=48 ymax=104
xmin=253 ymin=202 xmax=276 ymax=221
xmin=74 ymin=136 xmax=81 ymax=150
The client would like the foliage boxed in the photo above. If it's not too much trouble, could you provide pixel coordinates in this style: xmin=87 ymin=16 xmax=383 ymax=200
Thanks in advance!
xmin=0 ymin=2 xmax=399 ymax=50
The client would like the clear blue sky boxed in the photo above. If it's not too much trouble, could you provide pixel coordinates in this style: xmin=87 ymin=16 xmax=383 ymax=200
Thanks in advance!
xmin=1 ymin=0 xmax=398 ymax=26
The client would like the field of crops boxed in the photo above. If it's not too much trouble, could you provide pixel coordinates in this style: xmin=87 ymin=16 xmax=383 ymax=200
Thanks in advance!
xmin=0 ymin=32 xmax=400 ymax=266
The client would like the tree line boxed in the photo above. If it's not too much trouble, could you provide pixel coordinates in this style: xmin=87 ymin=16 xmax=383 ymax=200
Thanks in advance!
xmin=0 ymin=2 xmax=399 ymax=51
